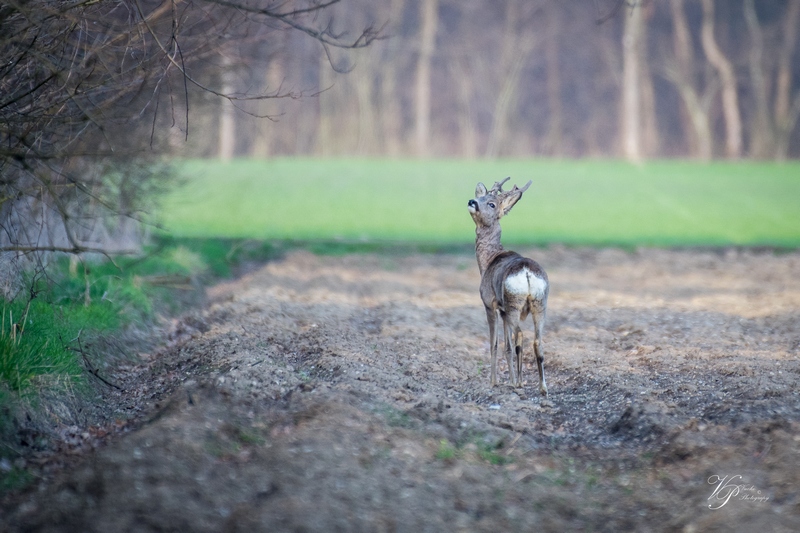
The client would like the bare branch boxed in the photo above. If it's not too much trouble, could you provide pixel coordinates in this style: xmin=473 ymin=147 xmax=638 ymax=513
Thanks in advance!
xmin=68 ymin=329 xmax=124 ymax=390
xmin=594 ymin=0 xmax=629 ymax=25
xmin=203 ymin=0 xmax=382 ymax=49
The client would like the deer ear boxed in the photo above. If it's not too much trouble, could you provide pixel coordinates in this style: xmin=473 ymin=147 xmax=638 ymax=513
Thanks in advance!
xmin=475 ymin=182 xmax=488 ymax=197
xmin=499 ymin=190 xmax=523 ymax=217
xmin=499 ymin=181 xmax=532 ymax=216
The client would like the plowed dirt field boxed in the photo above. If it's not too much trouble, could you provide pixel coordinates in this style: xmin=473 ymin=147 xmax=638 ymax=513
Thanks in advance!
xmin=6 ymin=247 xmax=800 ymax=532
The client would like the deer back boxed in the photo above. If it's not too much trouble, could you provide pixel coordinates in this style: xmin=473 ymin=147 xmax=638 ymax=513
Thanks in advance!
xmin=480 ymin=251 xmax=549 ymax=312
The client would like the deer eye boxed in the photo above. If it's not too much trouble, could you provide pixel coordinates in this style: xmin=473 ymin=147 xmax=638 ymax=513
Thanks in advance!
xmin=488 ymin=202 xmax=496 ymax=209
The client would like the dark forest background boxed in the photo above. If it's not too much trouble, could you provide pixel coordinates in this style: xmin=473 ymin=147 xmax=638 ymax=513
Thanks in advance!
xmin=205 ymin=0 xmax=800 ymax=161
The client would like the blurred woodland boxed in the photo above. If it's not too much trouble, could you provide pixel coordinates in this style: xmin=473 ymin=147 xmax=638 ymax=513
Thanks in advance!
xmin=210 ymin=0 xmax=800 ymax=161
xmin=2 ymin=0 xmax=800 ymax=260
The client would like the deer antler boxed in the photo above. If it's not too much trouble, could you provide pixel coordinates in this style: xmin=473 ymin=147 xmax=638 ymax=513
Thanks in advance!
xmin=511 ymin=180 xmax=532 ymax=195
xmin=495 ymin=179 xmax=532 ymax=199
xmin=489 ymin=177 xmax=511 ymax=195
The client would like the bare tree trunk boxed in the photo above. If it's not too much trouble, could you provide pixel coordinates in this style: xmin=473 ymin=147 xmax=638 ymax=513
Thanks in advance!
xmin=251 ymin=56 xmax=285 ymax=158
xmin=668 ymin=0 xmax=713 ymax=160
xmin=454 ymin=59 xmax=479 ymax=158
xmin=415 ymin=0 xmax=438 ymax=157
xmin=640 ymin=63 xmax=660 ymax=157
xmin=701 ymin=0 xmax=741 ymax=159
xmin=744 ymin=0 xmax=774 ymax=159
xmin=594 ymin=30 xmax=623 ymax=156
xmin=774 ymin=0 xmax=800 ymax=160
xmin=544 ymin=4 xmax=563 ymax=157
xmin=355 ymin=49 xmax=378 ymax=155
xmin=218 ymin=54 xmax=236 ymax=161
xmin=381 ymin=61 xmax=404 ymax=156
xmin=621 ymin=3 xmax=643 ymax=163
xmin=485 ymin=54 xmax=529 ymax=157
xmin=317 ymin=52 xmax=335 ymax=156
xmin=636 ymin=2 xmax=659 ymax=157
xmin=381 ymin=0 xmax=407 ymax=156
xmin=485 ymin=2 xmax=537 ymax=158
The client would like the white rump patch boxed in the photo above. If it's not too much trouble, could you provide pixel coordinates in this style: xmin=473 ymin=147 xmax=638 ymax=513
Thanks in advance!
xmin=504 ymin=268 xmax=547 ymax=299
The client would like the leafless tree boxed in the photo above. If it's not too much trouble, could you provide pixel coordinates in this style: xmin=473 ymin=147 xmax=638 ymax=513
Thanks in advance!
xmin=741 ymin=0 xmax=800 ymax=159
xmin=414 ymin=0 xmax=438 ymax=157
xmin=484 ymin=1 xmax=544 ymax=158
xmin=700 ymin=0 xmax=742 ymax=159
xmin=0 ymin=0 xmax=380 ymax=264
xmin=661 ymin=0 xmax=714 ymax=160
xmin=621 ymin=1 xmax=644 ymax=163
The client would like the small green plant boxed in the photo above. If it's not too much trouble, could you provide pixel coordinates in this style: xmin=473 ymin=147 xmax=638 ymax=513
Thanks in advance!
xmin=204 ymin=436 xmax=239 ymax=459
xmin=459 ymin=433 xmax=513 ymax=466
xmin=0 ymin=464 xmax=33 ymax=493
xmin=234 ymin=428 xmax=264 ymax=446
xmin=376 ymin=405 xmax=414 ymax=429
xmin=432 ymin=432 xmax=515 ymax=466
xmin=477 ymin=442 xmax=512 ymax=466
xmin=435 ymin=439 xmax=458 ymax=462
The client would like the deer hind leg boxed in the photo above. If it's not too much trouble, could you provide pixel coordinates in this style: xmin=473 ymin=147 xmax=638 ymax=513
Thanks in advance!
xmin=516 ymin=305 xmax=530 ymax=388
xmin=531 ymin=308 xmax=547 ymax=396
xmin=503 ymin=312 xmax=521 ymax=386
xmin=514 ymin=326 xmax=524 ymax=387
xmin=486 ymin=307 xmax=499 ymax=387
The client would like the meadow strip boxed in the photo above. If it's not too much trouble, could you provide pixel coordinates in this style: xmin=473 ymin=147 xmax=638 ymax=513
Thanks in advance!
xmin=161 ymin=159 xmax=800 ymax=247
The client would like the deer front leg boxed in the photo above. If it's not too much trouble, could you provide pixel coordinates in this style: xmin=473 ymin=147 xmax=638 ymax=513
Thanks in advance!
xmin=485 ymin=307 xmax=499 ymax=387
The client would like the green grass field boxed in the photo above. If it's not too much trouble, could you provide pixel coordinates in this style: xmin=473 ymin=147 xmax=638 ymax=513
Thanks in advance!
xmin=160 ymin=159 xmax=800 ymax=247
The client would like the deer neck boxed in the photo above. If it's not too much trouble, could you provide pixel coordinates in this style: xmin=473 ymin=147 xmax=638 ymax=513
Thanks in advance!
xmin=475 ymin=223 xmax=505 ymax=275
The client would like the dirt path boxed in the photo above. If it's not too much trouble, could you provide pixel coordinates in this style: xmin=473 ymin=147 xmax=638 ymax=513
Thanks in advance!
xmin=6 ymin=247 xmax=800 ymax=531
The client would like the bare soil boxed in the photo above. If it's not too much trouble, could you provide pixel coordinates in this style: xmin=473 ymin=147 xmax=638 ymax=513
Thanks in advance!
xmin=4 ymin=247 xmax=800 ymax=532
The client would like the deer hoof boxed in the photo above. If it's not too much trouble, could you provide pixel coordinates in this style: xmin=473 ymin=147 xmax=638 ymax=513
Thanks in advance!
xmin=539 ymin=384 xmax=548 ymax=397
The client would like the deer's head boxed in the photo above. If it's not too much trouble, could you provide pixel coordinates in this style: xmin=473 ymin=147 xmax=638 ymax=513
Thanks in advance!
xmin=467 ymin=177 xmax=532 ymax=228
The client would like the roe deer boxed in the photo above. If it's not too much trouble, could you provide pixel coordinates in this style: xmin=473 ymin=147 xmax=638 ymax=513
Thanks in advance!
xmin=468 ymin=178 xmax=549 ymax=396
